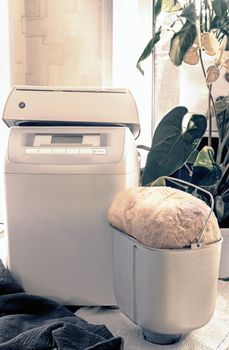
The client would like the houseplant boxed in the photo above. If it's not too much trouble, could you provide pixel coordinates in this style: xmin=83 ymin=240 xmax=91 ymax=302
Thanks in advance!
xmin=139 ymin=102 xmax=229 ymax=225
xmin=136 ymin=0 xmax=229 ymax=277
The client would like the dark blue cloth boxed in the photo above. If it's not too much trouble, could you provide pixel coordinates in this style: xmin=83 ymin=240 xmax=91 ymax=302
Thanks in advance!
xmin=0 ymin=260 xmax=123 ymax=349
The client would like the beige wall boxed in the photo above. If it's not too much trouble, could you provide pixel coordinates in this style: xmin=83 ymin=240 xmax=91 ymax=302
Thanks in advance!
xmin=10 ymin=0 xmax=112 ymax=86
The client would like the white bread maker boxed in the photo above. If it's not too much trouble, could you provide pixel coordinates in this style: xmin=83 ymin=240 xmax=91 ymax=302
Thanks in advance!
xmin=2 ymin=86 xmax=140 ymax=305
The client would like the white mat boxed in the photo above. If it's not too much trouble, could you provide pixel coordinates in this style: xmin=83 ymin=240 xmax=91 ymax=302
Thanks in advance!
xmin=76 ymin=281 xmax=229 ymax=350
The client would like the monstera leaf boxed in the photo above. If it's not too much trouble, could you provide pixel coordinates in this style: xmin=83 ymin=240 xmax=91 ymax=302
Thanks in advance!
xmin=190 ymin=146 xmax=223 ymax=187
xmin=141 ymin=107 xmax=207 ymax=185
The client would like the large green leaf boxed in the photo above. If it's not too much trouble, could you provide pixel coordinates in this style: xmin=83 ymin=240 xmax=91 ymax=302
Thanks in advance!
xmin=222 ymin=198 xmax=229 ymax=222
xmin=136 ymin=30 xmax=161 ymax=75
xmin=141 ymin=107 xmax=207 ymax=185
xmin=169 ymin=20 xmax=197 ymax=66
xmin=190 ymin=146 xmax=223 ymax=187
xmin=215 ymin=195 xmax=225 ymax=221
xmin=214 ymin=95 xmax=229 ymax=115
xmin=211 ymin=15 xmax=229 ymax=37
xmin=212 ymin=0 xmax=228 ymax=17
xmin=155 ymin=0 xmax=163 ymax=17
xmin=186 ymin=149 xmax=199 ymax=164
xmin=213 ymin=0 xmax=223 ymax=17
xmin=181 ymin=2 xmax=196 ymax=24
xmin=150 ymin=177 xmax=166 ymax=187
xmin=211 ymin=0 xmax=229 ymax=37
xmin=216 ymin=185 xmax=229 ymax=222
xmin=215 ymin=97 xmax=229 ymax=146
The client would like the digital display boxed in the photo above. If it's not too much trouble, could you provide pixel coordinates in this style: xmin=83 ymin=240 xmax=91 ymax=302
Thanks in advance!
xmin=33 ymin=134 xmax=101 ymax=147
xmin=52 ymin=135 xmax=83 ymax=144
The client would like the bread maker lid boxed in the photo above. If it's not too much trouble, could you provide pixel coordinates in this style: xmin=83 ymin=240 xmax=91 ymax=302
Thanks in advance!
xmin=3 ymin=86 xmax=140 ymax=139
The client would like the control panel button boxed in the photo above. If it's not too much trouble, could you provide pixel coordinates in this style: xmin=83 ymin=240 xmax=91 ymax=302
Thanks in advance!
xmin=79 ymin=148 xmax=92 ymax=155
xmin=19 ymin=102 xmax=26 ymax=109
xmin=25 ymin=147 xmax=108 ymax=156
xmin=93 ymin=148 xmax=107 ymax=155
xmin=25 ymin=148 xmax=38 ymax=155
xmin=52 ymin=148 xmax=66 ymax=155
xmin=66 ymin=148 xmax=80 ymax=155
xmin=38 ymin=148 xmax=52 ymax=155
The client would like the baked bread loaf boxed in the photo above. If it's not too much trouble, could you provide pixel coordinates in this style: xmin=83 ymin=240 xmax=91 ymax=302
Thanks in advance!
xmin=108 ymin=186 xmax=221 ymax=249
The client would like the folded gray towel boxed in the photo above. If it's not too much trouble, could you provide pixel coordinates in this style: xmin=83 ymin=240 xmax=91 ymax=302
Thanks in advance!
xmin=0 ymin=260 xmax=123 ymax=349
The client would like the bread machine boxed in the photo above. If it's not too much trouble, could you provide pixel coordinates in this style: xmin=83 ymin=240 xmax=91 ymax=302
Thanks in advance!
xmin=2 ymin=86 xmax=140 ymax=305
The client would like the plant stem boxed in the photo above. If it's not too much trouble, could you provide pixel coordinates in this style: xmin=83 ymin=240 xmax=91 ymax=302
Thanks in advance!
xmin=213 ymin=156 xmax=229 ymax=197
xmin=208 ymin=84 xmax=212 ymax=146
xmin=184 ymin=163 xmax=192 ymax=175
xmin=199 ymin=48 xmax=206 ymax=78
xmin=198 ymin=49 xmax=216 ymax=146
xmin=214 ymin=163 xmax=229 ymax=195
xmin=215 ymin=36 xmax=227 ymax=66
xmin=137 ymin=145 xmax=151 ymax=151
xmin=223 ymin=163 xmax=229 ymax=178
xmin=198 ymin=50 xmax=216 ymax=115
xmin=216 ymin=126 xmax=229 ymax=164
xmin=223 ymin=148 xmax=229 ymax=166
